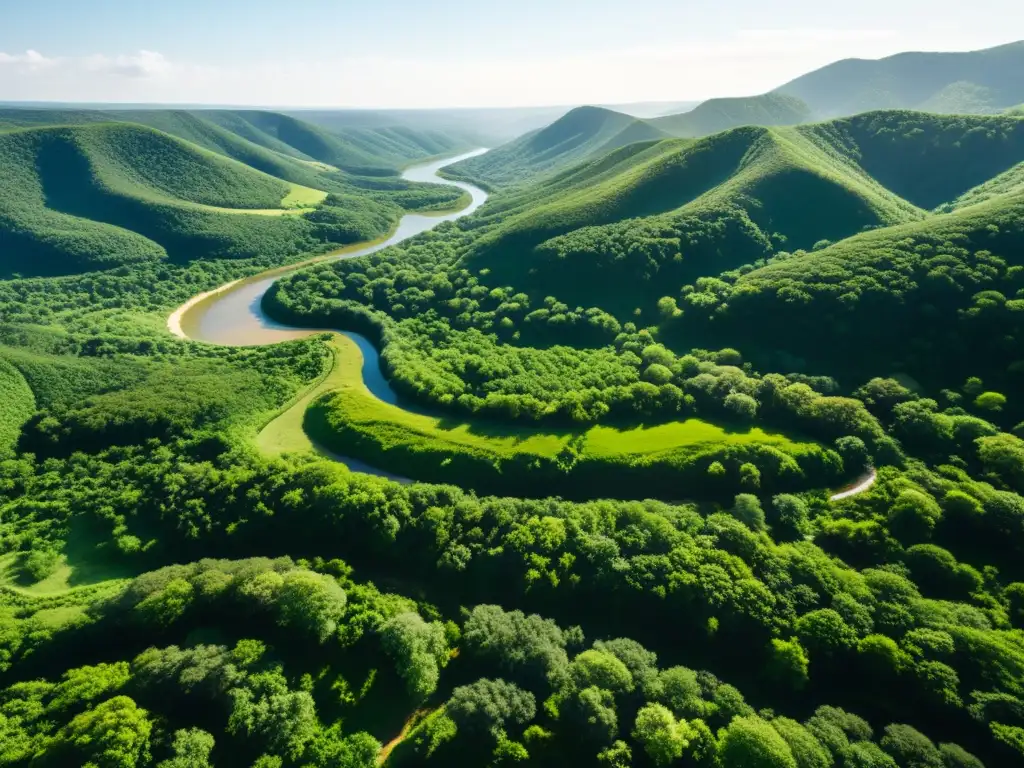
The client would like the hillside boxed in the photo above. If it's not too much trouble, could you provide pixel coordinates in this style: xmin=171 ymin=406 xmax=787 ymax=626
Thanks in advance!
xmin=651 ymin=92 xmax=814 ymax=137
xmin=0 ymin=122 xmax=455 ymax=276
xmin=0 ymin=107 xmax=474 ymax=176
xmin=444 ymin=106 xmax=670 ymax=186
xmin=776 ymin=40 xmax=1024 ymax=117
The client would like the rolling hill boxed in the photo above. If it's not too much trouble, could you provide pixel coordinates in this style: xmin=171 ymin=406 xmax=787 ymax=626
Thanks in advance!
xmin=460 ymin=111 xmax=1024 ymax=313
xmin=444 ymin=106 xmax=670 ymax=187
xmin=775 ymin=40 xmax=1024 ymax=117
xmin=0 ymin=107 xmax=474 ymax=176
xmin=650 ymin=92 xmax=814 ymax=137
xmin=0 ymin=122 xmax=439 ymax=277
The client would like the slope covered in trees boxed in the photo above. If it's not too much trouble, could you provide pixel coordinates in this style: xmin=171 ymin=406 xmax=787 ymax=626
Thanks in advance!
xmin=6 ymin=68 xmax=1024 ymax=768
xmin=0 ymin=107 xmax=475 ymax=176
xmin=444 ymin=106 xmax=670 ymax=187
xmin=775 ymin=40 xmax=1024 ymax=117
xmin=0 ymin=121 xmax=466 ymax=277
xmin=650 ymin=93 xmax=814 ymax=138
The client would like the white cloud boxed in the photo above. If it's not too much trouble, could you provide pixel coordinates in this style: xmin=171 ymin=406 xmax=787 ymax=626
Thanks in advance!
xmin=0 ymin=29 xmax=1014 ymax=108
xmin=0 ymin=50 xmax=58 ymax=71
xmin=83 ymin=50 xmax=174 ymax=79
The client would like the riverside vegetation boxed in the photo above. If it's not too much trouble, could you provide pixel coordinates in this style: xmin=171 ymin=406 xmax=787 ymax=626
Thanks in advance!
xmin=3 ymin=45 xmax=1024 ymax=768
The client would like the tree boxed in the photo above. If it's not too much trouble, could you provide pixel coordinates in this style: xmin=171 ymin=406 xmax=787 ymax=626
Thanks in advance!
xmin=842 ymin=741 xmax=898 ymax=767
xmin=974 ymin=392 xmax=1007 ymax=412
xmin=276 ymin=570 xmax=347 ymax=642
xmin=937 ymin=743 xmax=984 ymax=768
xmin=768 ymin=638 xmax=809 ymax=690
xmin=963 ymin=377 xmax=985 ymax=397
xmin=597 ymin=740 xmax=632 ymax=768
xmin=835 ymin=436 xmax=869 ymax=472
xmin=732 ymin=494 xmax=766 ymax=532
xmin=48 ymin=662 xmax=131 ymax=712
xmin=718 ymin=715 xmax=798 ymax=768
xmin=977 ymin=434 xmax=1024 ymax=491
xmin=570 ymin=686 xmax=619 ymax=744
xmin=157 ymin=728 xmax=214 ymax=768
xmin=462 ymin=606 xmax=569 ymax=690
xmin=632 ymin=704 xmax=693 ymax=766
xmin=740 ymin=463 xmax=762 ymax=491
xmin=655 ymin=666 xmax=705 ymax=719
xmin=888 ymin=490 xmax=943 ymax=544
xmin=447 ymin=679 xmax=536 ymax=737
xmin=725 ymin=392 xmax=759 ymax=420
xmin=134 ymin=579 xmax=194 ymax=627
xmin=879 ymin=724 xmax=943 ymax=768
xmin=643 ymin=364 xmax=674 ymax=386
xmin=569 ymin=650 xmax=634 ymax=695
xmin=796 ymin=609 xmax=858 ymax=656
xmin=49 ymin=695 xmax=152 ymax=768
xmin=381 ymin=612 xmax=449 ymax=701
xmin=771 ymin=717 xmax=830 ymax=768
xmin=772 ymin=494 xmax=811 ymax=539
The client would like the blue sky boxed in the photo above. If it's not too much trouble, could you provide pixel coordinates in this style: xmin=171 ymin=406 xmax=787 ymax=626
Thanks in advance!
xmin=0 ymin=0 xmax=1020 ymax=107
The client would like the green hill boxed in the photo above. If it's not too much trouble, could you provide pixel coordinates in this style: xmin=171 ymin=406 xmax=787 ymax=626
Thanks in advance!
xmin=464 ymin=113 xmax=964 ymax=313
xmin=0 ymin=107 xmax=473 ymax=176
xmin=775 ymin=40 xmax=1024 ymax=117
xmin=651 ymin=93 xmax=814 ymax=137
xmin=445 ymin=106 xmax=670 ymax=186
xmin=0 ymin=122 xmax=407 ymax=276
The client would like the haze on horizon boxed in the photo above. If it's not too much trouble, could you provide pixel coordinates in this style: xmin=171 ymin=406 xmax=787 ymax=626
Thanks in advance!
xmin=1 ymin=0 xmax=1021 ymax=110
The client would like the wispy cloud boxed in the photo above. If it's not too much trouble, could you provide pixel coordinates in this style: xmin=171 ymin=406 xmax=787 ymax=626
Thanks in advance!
xmin=0 ymin=50 xmax=58 ymax=70
xmin=83 ymin=50 xmax=173 ymax=79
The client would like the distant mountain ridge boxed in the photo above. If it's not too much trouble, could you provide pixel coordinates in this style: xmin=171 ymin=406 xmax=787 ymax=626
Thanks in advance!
xmin=445 ymin=106 xmax=671 ymax=187
xmin=775 ymin=40 xmax=1024 ymax=117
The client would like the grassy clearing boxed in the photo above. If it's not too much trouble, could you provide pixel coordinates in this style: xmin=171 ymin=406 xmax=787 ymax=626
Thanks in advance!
xmin=282 ymin=182 xmax=330 ymax=208
xmin=0 ymin=549 xmax=130 ymax=596
xmin=255 ymin=335 xmax=350 ymax=456
xmin=304 ymin=335 xmax=836 ymax=498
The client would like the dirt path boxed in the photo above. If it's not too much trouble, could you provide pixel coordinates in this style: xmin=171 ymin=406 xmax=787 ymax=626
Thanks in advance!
xmin=378 ymin=707 xmax=438 ymax=765
xmin=829 ymin=468 xmax=878 ymax=501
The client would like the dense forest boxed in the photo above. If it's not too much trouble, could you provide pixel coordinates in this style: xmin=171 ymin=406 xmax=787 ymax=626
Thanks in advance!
xmin=3 ymin=50 xmax=1024 ymax=768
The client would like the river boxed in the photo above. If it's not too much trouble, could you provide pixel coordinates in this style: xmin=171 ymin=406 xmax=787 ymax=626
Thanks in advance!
xmin=171 ymin=149 xmax=489 ymax=348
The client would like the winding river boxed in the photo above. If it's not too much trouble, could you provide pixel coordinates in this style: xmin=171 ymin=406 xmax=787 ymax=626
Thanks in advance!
xmin=170 ymin=149 xmax=488 ymax=400
xmin=168 ymin=150 xmax=488 ymax=478
xmin=169 ymin=147 xmax=878 ymax=500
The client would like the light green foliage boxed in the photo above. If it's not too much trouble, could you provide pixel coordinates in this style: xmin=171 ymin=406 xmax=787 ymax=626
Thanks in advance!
xmin=719 ymin=715 xmax=798 ymax=768
xmin=48 ymin=695 xmax=153 ymax=768
xmin=974 ymin=392 xmax=1007 ymax=412
xmin=768 ymin=637 xmax=810 ymax=689
xmin=48 ymin=663 xmax=131 ymax=713
xmin=771 ymin=717 xmax=831 ymax=768
xmin=0 ymin=357 xmax=34 ymax=456
xmin=631 ymin=703 xmax=693 ymax=766
xmin=276 ymin=570 xmax=347 ymax=642
xmin=156 ymin=728 xmax=215 ymax=768
xmin=568 ymin=650 xmax=634 ymax=695
xmin=381 ymin=612 xmax=450 ymax=701
xmin=879 ymin=723 xmax=943 ymax=768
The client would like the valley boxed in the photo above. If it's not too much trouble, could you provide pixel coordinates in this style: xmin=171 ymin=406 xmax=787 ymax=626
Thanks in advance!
xmin=2 ymin=33 xmax=1024 ymax=768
